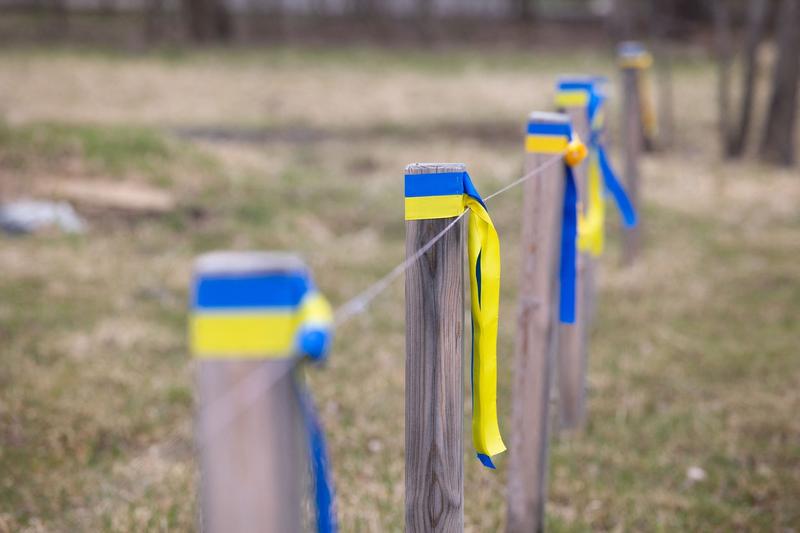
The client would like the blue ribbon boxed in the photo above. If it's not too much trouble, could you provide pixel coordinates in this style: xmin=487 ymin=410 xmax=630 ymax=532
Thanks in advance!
xmin=297 ymin=381 xmax=337 ymax=533
xmin=559 ymin=165 xmax=578 ymax=324
xmin=587 ymin=87 xmax=638 ymax=229
xmin=597 ymin=145 xmax=637 ymax=228
xmin=297 ymin=281 xmax=337 ymax=533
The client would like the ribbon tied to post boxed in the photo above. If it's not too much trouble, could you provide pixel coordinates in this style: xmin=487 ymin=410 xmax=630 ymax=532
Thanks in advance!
xmin=404 ymin=170 xmax=506 ymax=468
xmin=191 ymin=262 xmax=337 ymax=533
xmin=556 ymin=77 xmax=638 ymax=258
xmin=526 ymin=119 xmax=587 ymax=324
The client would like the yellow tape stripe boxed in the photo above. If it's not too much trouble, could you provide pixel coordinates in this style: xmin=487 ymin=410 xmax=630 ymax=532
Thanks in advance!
xmin=526 ymin=135 xmax=569 ymax=154
xmin=555 ymin=90 xmax=590 ymax=108
xmin=619 ymin=53 xmax=653 ymax=70
xmin=404 ymin=194 xmax=464 ymax=220
xmin=191 ymin=312 xmax=297 ymax=358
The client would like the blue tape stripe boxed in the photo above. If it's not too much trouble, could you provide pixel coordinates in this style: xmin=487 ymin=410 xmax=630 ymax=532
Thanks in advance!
xmin=558 ymin=80 xmax=594 ymax=92
xmin=405 ymin=171 xmax=488 ymax=210
xmin=559 ymin=166 xmax=578 ymax=324
xmin=598 ymin=146 xmax=637 ymax=228
xmin=527 ymin=122 xmax=572 ymax=137
xmin=194 ymin=273 xmax=310 ymax=309
xmin=404 ymin=172 xmax=464 ymax=198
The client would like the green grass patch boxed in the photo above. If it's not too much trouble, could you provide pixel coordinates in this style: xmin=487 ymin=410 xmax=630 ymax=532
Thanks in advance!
xmin=0 ymin=120 xmax=171 ymax=177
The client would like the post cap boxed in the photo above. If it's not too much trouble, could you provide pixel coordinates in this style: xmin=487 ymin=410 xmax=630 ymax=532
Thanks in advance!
xmin=617 ymin=41 xmax=647 ymax=58
xmin=528 ymin=111 xmax=570 ymax=125
xmin=617 ymin=41 xmax=653 ymax=70
xmin=194 ymin=251 xmax=307 ymax=275
xmin=405 ymin=163 xmax=467 ymax=175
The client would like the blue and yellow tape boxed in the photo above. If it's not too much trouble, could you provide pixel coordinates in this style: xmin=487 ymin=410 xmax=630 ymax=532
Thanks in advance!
xmin=190 ymin=256 xmax=336 ymax=533
xmin=526 ymin=116 xmax=587 ymax=324
xmin=405 ymin=169 xmax=506 ymax=468
xmin=555 ymin=76 xmax=638 ymax=258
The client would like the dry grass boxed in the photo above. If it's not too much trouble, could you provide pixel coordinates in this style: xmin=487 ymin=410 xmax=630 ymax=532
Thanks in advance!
xmin=0 ymin=46 xmax=798 ymax=532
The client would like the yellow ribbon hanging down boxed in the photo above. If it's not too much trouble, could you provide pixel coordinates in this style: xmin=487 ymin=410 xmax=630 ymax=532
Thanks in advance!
xmin=404 ymin=170 xmax=505 ymax=468
xmin=556 ymin=76 xmax=637 ymax=258
xmin=555 ymin=78 xmax=606 ymax=257
xmin=578 ymin=153 xmax=606 ymax=257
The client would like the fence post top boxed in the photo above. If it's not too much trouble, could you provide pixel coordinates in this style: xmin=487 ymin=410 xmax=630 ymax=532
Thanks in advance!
xmin=194 ymin=251 xmax=307 ymax=275
xmin=405 ymin=163 xmax=467 ymax=175
xmin=617 ymin=41 xmax=647 ymax=56
xmin=617 ymin=41 xmax=653 ymax=69
xmin=528 ymin=111 xmax=570 ymax=125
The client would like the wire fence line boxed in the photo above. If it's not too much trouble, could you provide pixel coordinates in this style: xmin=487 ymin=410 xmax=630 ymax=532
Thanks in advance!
xmin=332 ymin=152 xmax=565 ymax=327
xmin=189 ymin=151 xmax=566 ymax=448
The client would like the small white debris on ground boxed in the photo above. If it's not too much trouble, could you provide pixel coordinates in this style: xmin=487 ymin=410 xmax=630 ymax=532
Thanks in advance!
xmin=0 ymin=200 xmax=86 ymax=235
xmin=686 ymin=466 xmax=707 ymax=484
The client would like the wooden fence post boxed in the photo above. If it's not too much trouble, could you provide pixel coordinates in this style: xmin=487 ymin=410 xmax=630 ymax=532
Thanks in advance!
xmin=619 ymin=44 xmax=645 ymax=266
xmin=556 ymin=77 xmax=593 ymax=431
xmin=506 ymin=113 xmax=568 ymax=533
xmin=193 ymin=252 xmax=305 ymax=533
xmin=405 ymin=163 xmax=464 ymax=533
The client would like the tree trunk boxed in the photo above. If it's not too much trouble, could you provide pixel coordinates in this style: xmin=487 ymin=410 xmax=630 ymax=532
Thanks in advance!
xmin=416 ymin=0 xmax=435 ymax=42
xmin=727 ymin=0 xmax=770 ymax=158
xmin=712 ymin=0 xmax=734 ymax=154
xmin=181 ymin=0 xmax=234 ymax=42
xmin=760 ymin=0 xmax=800 ymax=166
xmin=144 ymin=0 xmax=165 ymax=42
xmin=43 ymin=0 xmax=69 ymax=41
xmin=610 ymin=0 xmax=639 ymax=41
xmin=651 ymin=0 xmax=676 ymax=149
xmin=350 ymin=0 xmax=380 ymax=18
xmin=516 ymin=0 xmax=537 ymax=22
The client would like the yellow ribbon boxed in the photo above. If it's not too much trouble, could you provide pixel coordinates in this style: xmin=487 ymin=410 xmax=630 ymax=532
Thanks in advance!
xmin=404 ymin=171 xmax=505 ymax=467
xmin=577 ymin=154 xmax=605 ymax=256
xmin=465 ymin=196 xmax=505 ymax=465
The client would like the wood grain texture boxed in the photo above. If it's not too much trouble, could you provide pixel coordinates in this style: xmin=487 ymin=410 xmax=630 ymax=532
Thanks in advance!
xmin=621 ymin=67 xmax=643 ymax=266
xmin=506 ymin=114 xmax=566 ymax=533
xmin=405 ymin=163 xmax=465 ymax=533
xmin=198 ymin=359 xmax=302 ymax=533
xmin=558 ymin=106 xmax=592 ymax=431
xmin=195 ymin=252 xmax=307 ymax=533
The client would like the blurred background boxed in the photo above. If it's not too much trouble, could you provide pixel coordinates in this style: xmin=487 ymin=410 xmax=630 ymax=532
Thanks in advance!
xmin=0 ymin=0 xmax=798 ymax=531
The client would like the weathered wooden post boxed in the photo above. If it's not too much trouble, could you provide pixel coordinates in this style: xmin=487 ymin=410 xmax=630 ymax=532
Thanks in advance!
xmin=619 ymin=42 xmax=646 ymax=266
xmin=554 ymin=77 xmax=594 ymax=431
xmin=507 ymin=113 xmax=570 ymax=533
xmin=191 ymin=252 xmax=308 ymax=533
xmin=405 ymin=163 xmax=465 ymax=532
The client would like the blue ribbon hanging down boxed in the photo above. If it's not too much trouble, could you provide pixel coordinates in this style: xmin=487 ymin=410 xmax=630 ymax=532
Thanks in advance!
xmin=587 ymin=86 xmax=638 ymax=229
xmin=297 ymin=382 xmax=337 ymax=533
xmin=559 ymin=164 xmax=579 ymax=324
xmin=597 ymin=145 xmax=637 ymax=228
xmin=296 ymin=288 xmax=337 ymax=533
